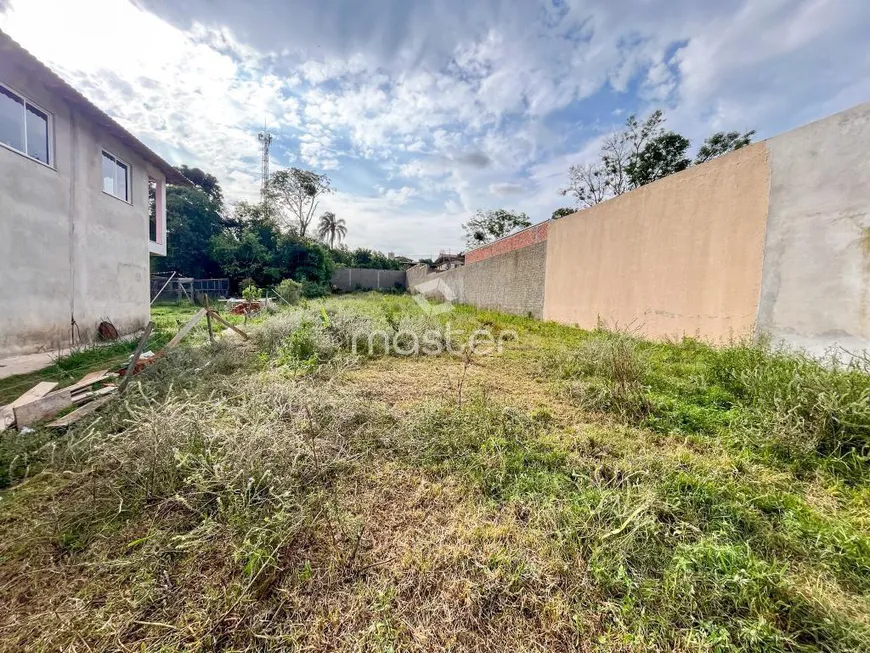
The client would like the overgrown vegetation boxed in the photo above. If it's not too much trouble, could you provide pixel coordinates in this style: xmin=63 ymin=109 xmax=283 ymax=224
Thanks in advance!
xmin=1 ymin=295 xmax=868 ymax=651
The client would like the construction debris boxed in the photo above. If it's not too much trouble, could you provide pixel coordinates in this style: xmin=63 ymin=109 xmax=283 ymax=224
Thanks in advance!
xmin=0 ymin=307 xmax=247 ymax=431
xmin=0 ymin=381 xmax=57 ymax=432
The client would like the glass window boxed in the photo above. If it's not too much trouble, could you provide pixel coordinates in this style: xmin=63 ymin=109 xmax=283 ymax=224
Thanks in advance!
xmin=25 ymin=104 xmax=49 ymax=164
xmin=0 ymin=85 xmax=25 ymax=153
xmin=0 ymin=84 xmax=51 ymax=164
xmin=102 ymin=150 xmax=130 ymax=202
xmin=148 ymin=178 xmax=158 ymax=242
xmin=102 ymin=151 xmax=115 ymax=195
xmin=115 ymin=159 xmax=128 ymax=201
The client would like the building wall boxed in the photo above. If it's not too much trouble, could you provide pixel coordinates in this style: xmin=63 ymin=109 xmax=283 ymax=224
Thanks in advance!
xmin=0 ymin=59 xmax=161 ymax=356
xmin=332 ymin=268 xmax=407 ymax=292
xmin=756 ymin=102 xmax=870 ymax=356
xmin=465 ymin=221 xmax=549 ymax=264
xmin=408 ymin=241 xmax=548 ymax=318
xmin=543 ymin=143 xmax=771 ymax=341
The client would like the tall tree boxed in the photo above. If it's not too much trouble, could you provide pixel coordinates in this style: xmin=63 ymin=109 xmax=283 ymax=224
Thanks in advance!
xmin=317 ymin=211 xmax=347 ymax=247
xmin=462 ymin=209 xmax=531 ymax=248
xmin=695 ymin=130 xmax=756 ymax=164
xmin=267 ymin=168 xmax=333 ymax=237
xmin=176 ymin=165 xmax=223 ymax=205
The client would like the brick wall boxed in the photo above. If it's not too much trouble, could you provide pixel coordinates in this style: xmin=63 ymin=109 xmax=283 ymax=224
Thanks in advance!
xmin=465 ymin=221 xmax=549 ymax=265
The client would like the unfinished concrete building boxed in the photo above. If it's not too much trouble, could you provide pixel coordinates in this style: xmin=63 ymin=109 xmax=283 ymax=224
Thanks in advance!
xmin=0 ymin=30 xmax=189 ymax=357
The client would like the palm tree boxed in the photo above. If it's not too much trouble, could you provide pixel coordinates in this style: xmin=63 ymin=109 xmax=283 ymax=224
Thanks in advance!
xmin=317 ymin=211 xmax=347 ymax=248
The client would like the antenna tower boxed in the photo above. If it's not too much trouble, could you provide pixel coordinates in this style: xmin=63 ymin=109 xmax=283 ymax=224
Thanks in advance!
xmin=258 ymin=125 xmax=273 ymax=204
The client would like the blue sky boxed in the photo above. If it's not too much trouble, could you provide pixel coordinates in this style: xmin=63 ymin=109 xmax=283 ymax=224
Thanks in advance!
xmin=2 ymin=0 xmax=869 ymax=258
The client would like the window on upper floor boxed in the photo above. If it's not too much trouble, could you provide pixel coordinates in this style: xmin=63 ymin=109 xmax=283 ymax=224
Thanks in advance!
xmin=102 ymin=150 xmax=129 ymax=202
xmin=0 ymin=82 xmax=51 ymax=166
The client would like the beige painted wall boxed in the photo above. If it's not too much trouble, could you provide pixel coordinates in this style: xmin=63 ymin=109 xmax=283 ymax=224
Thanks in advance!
xmin=543 ymin=143 xmax=770 ymax=341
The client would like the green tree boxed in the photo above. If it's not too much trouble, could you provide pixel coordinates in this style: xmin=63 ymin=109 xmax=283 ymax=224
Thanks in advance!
xmin=176 ymin=165 xmax=223 ymax=205
xmin=267 ymin=168 xmax=333 ymax=236
xmin=695 ymin=130 xmax=756 ymax=164
xmin=551 ymin=207 xmax=576 ymax=220
xmin=561 ymin=111 xmax=755 ymax=208
xmin=209 ymin=202 xmax=281 ymax=288
xmin=462 ymin=209 xmax=532 ymax=248
xmin=626 ymin=131 xmax=692 ymax=187
xmin=317 ymin=211 xmax=347 ymax=247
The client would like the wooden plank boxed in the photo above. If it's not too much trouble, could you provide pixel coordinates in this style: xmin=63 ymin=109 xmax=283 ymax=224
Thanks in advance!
xmin=0 ymin=382 xmax=58 ymax=431
xmin=165 ymin=309 xmax=207 ymax=349
xmin=47 ymin=396 xmax=112 ymax=429
xmin=119 ymin=322 xmax=154 ymax=393
xmin=64 ymin=369 xmax=111 ymax=395
xmin=205 ymin=296 xmax=215 ymax=344
xmin=208 ymin=311 xmax=249 ymax=341
xmin=13 ymin=389 xmax=73 ymax=428
xmin=71 ymin=386 xmax=116 ymax=405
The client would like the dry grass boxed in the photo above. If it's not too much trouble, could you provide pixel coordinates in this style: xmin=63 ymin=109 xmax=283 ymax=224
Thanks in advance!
xmin=1 ymin=294 xmax=869 ymax=651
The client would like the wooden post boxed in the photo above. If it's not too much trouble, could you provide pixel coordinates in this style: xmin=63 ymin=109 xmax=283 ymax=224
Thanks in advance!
xmin=205 ymin=295 xmax=215 ymax=344
xmin=119 ymin=321 xmax=153 ymax=393
xmin=208 ymin=311 xmax=249 ymax=340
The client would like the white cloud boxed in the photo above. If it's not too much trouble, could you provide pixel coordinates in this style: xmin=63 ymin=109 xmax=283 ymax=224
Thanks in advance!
xmin=2 ymin=0 xmax=868 ymax=256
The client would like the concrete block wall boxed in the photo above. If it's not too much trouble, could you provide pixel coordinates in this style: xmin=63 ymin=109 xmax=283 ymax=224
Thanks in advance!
xmin=408 ymin=241 xmax=547 ymax=318
xmin=409 ymin=100 xmax=870 ymax=358
xmin=332 ymin=268 xmax=407 ymax=292
xmin=756 ymin=103 xmax=870 ymax=357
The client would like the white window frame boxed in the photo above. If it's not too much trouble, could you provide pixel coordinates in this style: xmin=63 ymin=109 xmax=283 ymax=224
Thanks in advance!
xmin=101 ymin=149 xmax=131 ymax=204
xmin=0 ymin=81 xmax=54 ymax=168
xmin=148 ymin=175 xmax=167 ymax=256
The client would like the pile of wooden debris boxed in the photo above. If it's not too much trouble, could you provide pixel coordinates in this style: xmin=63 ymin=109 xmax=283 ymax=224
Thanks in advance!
xmin=0 ymin=307 xmax=249 ymax=433
xmin=0 ymin=370 xmax=118 ymax=432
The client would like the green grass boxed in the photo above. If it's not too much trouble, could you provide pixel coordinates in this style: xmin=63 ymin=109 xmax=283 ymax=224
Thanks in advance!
xmin=0 ymin=293 xmax=868 ymax=651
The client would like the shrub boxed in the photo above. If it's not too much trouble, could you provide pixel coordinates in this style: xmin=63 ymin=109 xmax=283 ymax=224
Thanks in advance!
xmin=275 ymin=278 xmax=303 ymax=305
xmin=242 ymin=282 xmax=260 ymax=302
xmin=301 ymin=279 xmax=330 ymax=298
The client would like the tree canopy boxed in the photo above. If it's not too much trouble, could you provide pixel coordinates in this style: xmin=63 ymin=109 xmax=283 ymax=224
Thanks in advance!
xmin=267 ymin=168 xmax=333 ymax=237
xmin=560 ymin=110 xmax=755 ymax=209
xmin=462 ymin=209 xmax=532 ymax=248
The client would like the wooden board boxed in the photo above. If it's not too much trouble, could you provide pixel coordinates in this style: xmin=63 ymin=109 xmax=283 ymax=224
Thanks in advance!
xmin=165 ymin=309 xmax=207 ymax=349
xmin=71 ymin=386 xmax=116 ymax=404
xmin=47 ymin=396 xmax=112 ymax=429
xmin=13 ymin=389 xmax=73 ymax=428
xmin=0 ymin=381 xmax=58 ymax=432
xmin=64 ymin=369 xmax=112 ymax=395
xmin=119 ymin=322 xmax=154 ymax=393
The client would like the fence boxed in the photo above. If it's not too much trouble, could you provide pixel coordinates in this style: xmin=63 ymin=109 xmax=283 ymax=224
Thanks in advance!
xmin=150 ymin=275 xmax=229 ymax=303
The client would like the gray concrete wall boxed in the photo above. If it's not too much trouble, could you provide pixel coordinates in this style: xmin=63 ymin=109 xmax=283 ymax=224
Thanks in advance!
xmin=407 ymin=241 xmax=547 ymax=318
xmin=332 ymin=268 xmax=407 ymax=292
xmin=757 ymin=102 xmax=870 ymax=357
xmin=0 ymin=58 xmax=161 ymax=356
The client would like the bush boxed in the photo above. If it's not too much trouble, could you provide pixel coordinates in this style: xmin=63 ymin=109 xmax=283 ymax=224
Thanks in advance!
xmin=242 ymin=283 xmax=260 ymax=302
xmin=274 ymin=278 xmax=303 ymax=305
xmin=301 ymin=280 xmax=330 ymax=298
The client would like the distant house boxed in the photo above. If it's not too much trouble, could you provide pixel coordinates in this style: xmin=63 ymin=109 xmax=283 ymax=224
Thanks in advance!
xmin=0 ymin=31 xmax=190 ymax=357
xmin=433 ymin=253 xmax=465 ymax=272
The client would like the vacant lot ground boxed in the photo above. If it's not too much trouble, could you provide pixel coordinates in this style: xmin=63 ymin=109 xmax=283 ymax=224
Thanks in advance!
xmin=1 ymin=294 xmax=869 ymax=651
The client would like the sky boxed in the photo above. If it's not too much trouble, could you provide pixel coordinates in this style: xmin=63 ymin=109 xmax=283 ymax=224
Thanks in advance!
xmin=2 ymin=0 xmax=869 ymax=258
